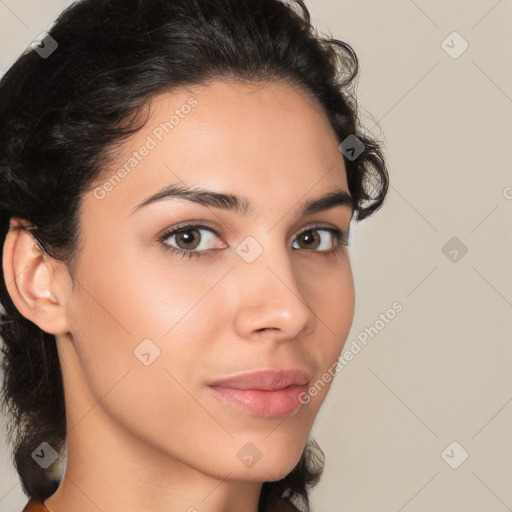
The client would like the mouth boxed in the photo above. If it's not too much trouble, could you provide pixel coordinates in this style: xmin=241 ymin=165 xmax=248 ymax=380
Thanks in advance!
xmin=207 ymin=384 xmax=309 ymax=418
xmin=207 ymin=368 xmax=311 ymax=418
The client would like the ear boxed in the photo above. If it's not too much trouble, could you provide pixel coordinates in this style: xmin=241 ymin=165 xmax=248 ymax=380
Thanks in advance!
xmin=2 ymin=218 xmax=70 ymax=335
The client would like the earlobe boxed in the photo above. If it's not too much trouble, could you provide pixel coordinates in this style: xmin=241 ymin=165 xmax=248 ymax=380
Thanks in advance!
xmin=2 ymin=218 xmax=70 ymax=336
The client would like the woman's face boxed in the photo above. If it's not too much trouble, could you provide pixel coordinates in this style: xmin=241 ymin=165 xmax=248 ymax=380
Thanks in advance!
xmin=58 ymin=79 xmax=355 ymax=482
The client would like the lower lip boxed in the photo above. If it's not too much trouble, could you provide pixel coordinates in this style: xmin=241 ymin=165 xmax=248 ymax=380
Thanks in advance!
xmin=207 ymin=384 xmax=308 ymax=418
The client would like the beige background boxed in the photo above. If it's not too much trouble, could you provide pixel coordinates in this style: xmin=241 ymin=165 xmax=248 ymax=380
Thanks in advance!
xmin=1 ymin=0 xmax=511 ymax=511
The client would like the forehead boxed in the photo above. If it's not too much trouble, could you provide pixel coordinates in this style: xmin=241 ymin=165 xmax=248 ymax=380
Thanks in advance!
xmin=87 ymin=78 xmax=349 ymax=219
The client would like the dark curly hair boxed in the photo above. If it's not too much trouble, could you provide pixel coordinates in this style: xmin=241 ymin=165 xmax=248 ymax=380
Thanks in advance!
xmin=0 ymin=0 xmax=389 ymax=510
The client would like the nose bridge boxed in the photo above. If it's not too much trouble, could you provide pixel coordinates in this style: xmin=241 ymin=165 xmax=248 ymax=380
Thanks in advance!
xmin=232 ymin=232 xmax=316 ymax=340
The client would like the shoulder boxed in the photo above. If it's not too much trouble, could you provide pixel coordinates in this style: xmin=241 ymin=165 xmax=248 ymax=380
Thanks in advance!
xmin=21 ymin=499 xmax=48 ymax=512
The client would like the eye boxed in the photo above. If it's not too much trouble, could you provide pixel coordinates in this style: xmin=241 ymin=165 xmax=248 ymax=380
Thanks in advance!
xmin=158 ymin=223 xmax=223 ymax=259
xmin=292 ymin=226 xmax=345 ymax=253
xmin=157 ymin=222 xmax=349 ymax=260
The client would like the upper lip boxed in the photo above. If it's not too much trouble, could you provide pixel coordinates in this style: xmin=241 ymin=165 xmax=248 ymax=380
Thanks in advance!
xmin=208 ymin=368 xmax=311 ymax=391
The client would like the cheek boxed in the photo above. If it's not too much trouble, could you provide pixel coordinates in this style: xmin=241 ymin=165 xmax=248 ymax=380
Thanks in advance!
xmin=298 ymin=257 xmax=355 ymax=404
xmin=65 ymin=244 xmax=230 ymax=413
xmin=325 ymin=262 xmax=355 ymax=349
xmin=302 ymin=254 xmax=355 ymax=344
xmin=65 ymin=258 xmax=222 ymax=459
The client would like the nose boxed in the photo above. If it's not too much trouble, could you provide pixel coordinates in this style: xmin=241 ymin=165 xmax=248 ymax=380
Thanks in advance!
xmin=232 ymin=246 xmax=317 ymax=343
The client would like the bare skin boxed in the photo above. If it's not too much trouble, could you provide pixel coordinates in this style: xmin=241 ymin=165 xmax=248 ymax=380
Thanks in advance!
xmin=3 ymin=79 xmax=355 ymax=512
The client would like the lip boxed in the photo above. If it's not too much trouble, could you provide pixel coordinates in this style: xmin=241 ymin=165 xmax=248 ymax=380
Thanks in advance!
xmin=207 ymin=368 xmax=311 ymax=418
xmin=208 ymin=368 xmax=311 ymax=390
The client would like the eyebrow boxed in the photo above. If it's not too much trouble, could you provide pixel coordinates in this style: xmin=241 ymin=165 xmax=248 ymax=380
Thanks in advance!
xmin=129 ymin=183 xmax=355 ymax=219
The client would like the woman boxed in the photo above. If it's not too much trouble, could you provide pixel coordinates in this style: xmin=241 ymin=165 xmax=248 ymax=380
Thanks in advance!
xmin=0 ymin=0 xmax=389 ymax=511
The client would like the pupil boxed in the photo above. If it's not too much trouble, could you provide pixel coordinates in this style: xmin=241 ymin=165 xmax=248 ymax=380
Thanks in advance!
xmin=178 ymin=230 xmax=197 ymax=248
xmin=303 ymin=231 xmax=317 ymax=247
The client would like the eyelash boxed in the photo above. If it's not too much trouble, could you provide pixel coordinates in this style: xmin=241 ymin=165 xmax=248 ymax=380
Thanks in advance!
xmin=157 ymin=222 xmax=350 ymax=260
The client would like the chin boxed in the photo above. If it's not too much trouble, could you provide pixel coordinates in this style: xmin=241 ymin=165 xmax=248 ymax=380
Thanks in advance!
xmin=246 ymin=444 xmax=306 ymax=482
xmin=201 ymin=440 xmax=307 ymax=483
